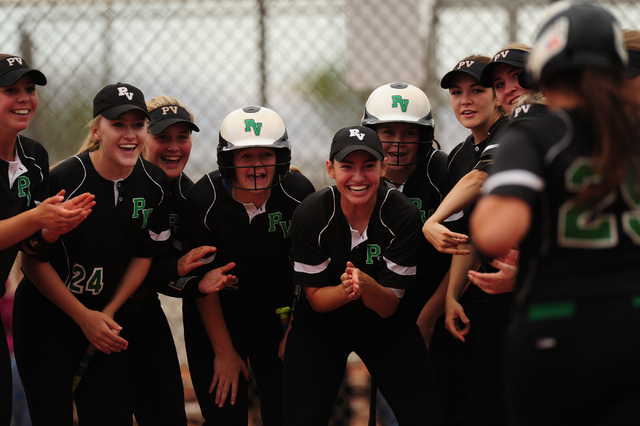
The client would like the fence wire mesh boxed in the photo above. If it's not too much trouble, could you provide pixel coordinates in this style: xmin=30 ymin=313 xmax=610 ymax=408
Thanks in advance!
xmin=3 ymin=0 xmax=640 ymax=425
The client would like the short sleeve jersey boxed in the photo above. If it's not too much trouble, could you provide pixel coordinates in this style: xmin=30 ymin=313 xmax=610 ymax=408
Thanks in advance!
xmin=183 ymin=170 xmax=315 ymax=317
xmin=291 ymin=185 xmax=423 ymax=328
xmin=0 ymin=135 xmax=49 ymax=297
xmin=444 ymin=115 xmax=509 ymax=234
xmin=21 ymin=152 xmax=171 ymax=311
xmin=484 ymin=105 xmax=640 ymax=300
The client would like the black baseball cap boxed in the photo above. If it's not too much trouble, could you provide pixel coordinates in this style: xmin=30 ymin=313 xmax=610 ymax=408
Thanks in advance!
xmin=330 ymin=126 xmax=384 ymax=162
xmin=148 ymin=105 xmax=200 ymax=135
xmin=440 ymin=59 xmax=486 ymax=89
xmin=627 ymin=49 xmax=640 ymax=78
xmin=93 ymin=83 xmax=149 ymax=119
xmin=480 ymin=48 xmax=530 ymax=87
xmin=0 ymin=56 xmax=46 ymax=87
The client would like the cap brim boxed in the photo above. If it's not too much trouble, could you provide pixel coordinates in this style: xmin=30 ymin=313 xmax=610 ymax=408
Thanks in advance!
xmin=479 ymin=61 xmax=526 ymax=87
xmin=333 ymin=145 xmax=383 ymax=162
xmin=627 ymin=50 xmax=640 ymax=78
xmin=100 ymin=104 xmax=150 ymax=120
xmin=0 ymin=69 xmax=47 ymax=87
xmin=148 ymin=117 xmax=200 ymax=135
xmin=440 ymin=69 xmax=482 ymax=89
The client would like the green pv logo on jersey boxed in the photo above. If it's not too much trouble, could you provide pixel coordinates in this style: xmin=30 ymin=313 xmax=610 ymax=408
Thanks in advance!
xmin=391 ymin=95 xmax=409 ymax=112
xmin=268 ymin=212 xmax=291 ymax=238
xmin=132 ymin=198 xmax=153 ymax=228
xmin=409 ymin=198 xmax=428 ymax=223
xmin=366 ymin=244 xmax=381 ymax=264
xmin=245 ymin=119 xmax=262 ymax=136
xmin=16 ymin=176 xmax=32 ymax=206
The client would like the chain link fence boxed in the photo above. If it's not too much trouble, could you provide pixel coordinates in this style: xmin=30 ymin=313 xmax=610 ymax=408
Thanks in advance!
xmin=4 ymin=0 xmax=640 ymax=424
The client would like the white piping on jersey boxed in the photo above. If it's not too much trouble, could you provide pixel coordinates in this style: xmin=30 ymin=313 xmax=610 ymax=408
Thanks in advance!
xmin=446 ymin=142 xmax=466 ymax=175
xmin=383 ymin=256 xmax=416 ymax=276
xmin=378 ymin=188 xmax=397 ymax=242
xmin=176 ymin=173 xmax=188 ymax=201
xmin=279 ymin=179 xmax=306 ymax=204
xmin=444 ymin=210 xmax=464 ymax=222
xmin=318 ymin=187 xmax=338 ymax=246
xmin=425 ymin=149 xmax=443 ymax=203
xmin=484 ymin=169 xmax=545 ymax=194
xmin=139 ymin=158 xmax=165 ymax=205
xmin=172 ymin=238 xmax=182 ymax=251
xmin=481 ymin=143 xmax=499 ymax=156
xmin=16 ymin=135 xmax=44 ymax=184
xmin=294 ymin=257 xmax=331 ymax=274
xmin=203 ymin=174 xmax=217 ymax=232
xmin=150 ymin=228 xmax=171 ymax=242
xmin=67 ymin=156 xmax=88 ymax=201
xmin=544 ymin=109 xmax=573 ymax=166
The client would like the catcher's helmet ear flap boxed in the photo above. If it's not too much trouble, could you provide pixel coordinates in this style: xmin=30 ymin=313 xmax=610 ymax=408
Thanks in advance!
xmin=362 ymin=82 xmax=435 ymax=167
xmin=217 ymin=105 xmax=291 ymax=189
xmin=524 ymin=1 xmax=627 ymax=89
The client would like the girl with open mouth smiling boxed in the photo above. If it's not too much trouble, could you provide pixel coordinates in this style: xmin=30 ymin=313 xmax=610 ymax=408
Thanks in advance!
xmin=284 ymin=126 xmax=443 ymax=425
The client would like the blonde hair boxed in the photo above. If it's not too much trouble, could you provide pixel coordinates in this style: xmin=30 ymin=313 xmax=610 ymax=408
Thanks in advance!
xmin=499 ymin=43 xmax=531 ymax=52
xmin=76 ymin=116 xmax=103 ymax=155
xmin=624 ymin=29 xmax=640 ymax=52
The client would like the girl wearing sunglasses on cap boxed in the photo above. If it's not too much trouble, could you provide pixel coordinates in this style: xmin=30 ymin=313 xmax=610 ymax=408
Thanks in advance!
xmin=13 ymin=83 xmax=171 ymax=425
xmin=0 ymin=54 xmax=94 ymax=426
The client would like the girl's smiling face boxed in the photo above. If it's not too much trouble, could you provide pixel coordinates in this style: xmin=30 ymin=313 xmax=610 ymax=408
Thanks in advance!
xmin=492 ymin=64 xmax=529 ymax=114
xmin=327 ymin=149 xmax=386 ymax=208
xmin=143 ymin=122 xmax=192 ymax=182
xmin=91 ymin=109 xmax=147 ymax=178
xmin=0 ymin=73 xmax=39 ymax=135
xmin=376 ymin=122 xmax=421 ymax=169
xmin=231 ymin=147 xmax=277 ymax=191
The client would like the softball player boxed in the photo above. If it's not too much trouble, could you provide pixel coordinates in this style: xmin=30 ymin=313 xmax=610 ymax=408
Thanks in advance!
xmin=0 ymin=54 xmax=94 ymax=426
xmin=472 ymin=3 xmax=640 ymax=424
xmin=361 ymin=82 xmax=449 ymax=329
xmin=182 ymin=106 xmax=314 ymax=426
xmin=13 ymin=83 xmax=171 ymax=425
xmin=284 ymin=126 xmax=443 ymax=426
xmin=416 ymin=55 xmax=508 ymax=425
xmin=120 ymin=95 xmax=235 ymax=426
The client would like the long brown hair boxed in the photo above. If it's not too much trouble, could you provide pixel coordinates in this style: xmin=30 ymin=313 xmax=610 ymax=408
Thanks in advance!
xmin=551 ymin=69 xmax=640 ymax=204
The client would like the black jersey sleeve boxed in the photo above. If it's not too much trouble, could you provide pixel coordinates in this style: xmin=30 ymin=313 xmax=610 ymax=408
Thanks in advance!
xmin=376 ymin=190 xmax=422 ymax=290
xmin=291 ymin=188 xmax=335 ymax=289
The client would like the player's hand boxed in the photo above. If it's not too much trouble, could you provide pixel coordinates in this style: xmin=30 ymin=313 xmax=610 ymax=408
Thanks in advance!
xmin=198 ymin=262 xmax=238 ymax=294
xmin=340 ymin=261 xmax=360 ymax=300
xmin=423 ymin=219 xmax=469 ymax=255
xmin=78 ymin=309 xmax=127 ymax=354
xmin=468 ymin=249 xmax=518 ymax=294
xmin=444 ymin=298 xmax=470 ymax=342
xmin=209 ymin=349 xmax=250 ymax=407
xmin=38 ymin=191 xmax=96 ymax=240
xmin=178 ymin=246 xmax=217 ymax=277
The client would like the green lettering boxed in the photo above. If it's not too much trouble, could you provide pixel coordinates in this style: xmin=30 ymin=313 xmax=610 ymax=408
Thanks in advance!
xmin=366 ymin=244 xmax=381 ymax=265
xmin=244 ymin=119 xmax=262 ymax=136
xmin=391 ymin=95 xmax=409 ymax=112
xmin=17 ymin=176 xmax=31 ymax=206
xmin=132 ymin=198 xmax=146 ymax=218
